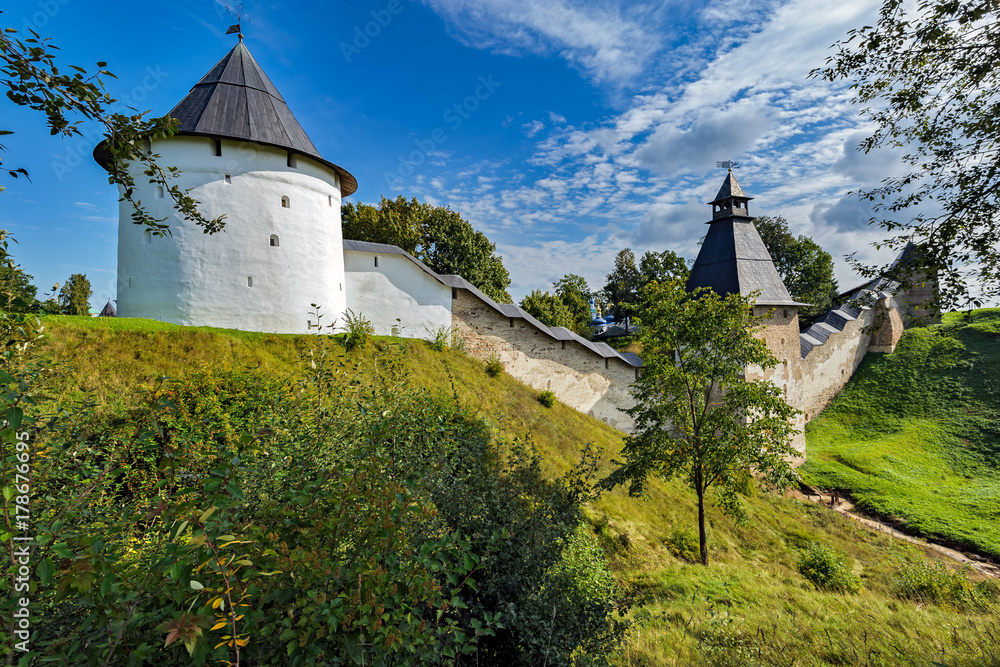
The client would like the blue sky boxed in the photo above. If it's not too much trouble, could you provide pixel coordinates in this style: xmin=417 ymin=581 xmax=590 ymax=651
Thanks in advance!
xmin=1 ymin=0 xmax=906 ymax=309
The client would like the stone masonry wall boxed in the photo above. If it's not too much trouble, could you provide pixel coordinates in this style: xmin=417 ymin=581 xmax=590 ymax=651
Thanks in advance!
xmin=798 ymin=308 xmax=874 ymax=421
xmin=451 ymin=289 xmax=638 ymax=432
xmin=750 ymin=306 xmax=807 ymax=455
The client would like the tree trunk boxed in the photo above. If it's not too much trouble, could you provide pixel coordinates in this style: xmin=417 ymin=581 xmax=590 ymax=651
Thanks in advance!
xmin=696 ymin=478 xmax=708 ymax=566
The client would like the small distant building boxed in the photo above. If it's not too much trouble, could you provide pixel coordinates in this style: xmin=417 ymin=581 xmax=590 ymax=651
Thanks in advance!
xmin=98 ymin=300 xmax=116 ymax=317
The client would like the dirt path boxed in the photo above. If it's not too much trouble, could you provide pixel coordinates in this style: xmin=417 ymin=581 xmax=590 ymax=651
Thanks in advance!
xmin=796 ymin=488 xmax=1000 ymax=578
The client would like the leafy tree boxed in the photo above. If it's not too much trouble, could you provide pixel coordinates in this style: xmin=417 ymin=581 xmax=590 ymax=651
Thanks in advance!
xmin=0 ymin=12 xmax=223 ymax=235
xmin=640 ymin=249 xmax=689 ymax=285
xmin=553 ymin=273 xmax=593 ymax=330
xmin=343 ymin=196 xmax=513 ymax=302
xmin=602 ymin=248 xmax=641 ymax=321
xmin=814 ymin=0 xmax=999 ymax=310
xmin=605 ymin=280 xmax=799 ymax=565
xmin=520 ymin=290 xmax=575 ymax=329
xmin=603 ymin=249 xmax=690 ymax=322
xmin=58 ymin=273 xmax=91 ymax=315
xmin=0 ymin=230 xmax=38 ymax=312
xmin=754 ymin=215 xmax=838 ymax=318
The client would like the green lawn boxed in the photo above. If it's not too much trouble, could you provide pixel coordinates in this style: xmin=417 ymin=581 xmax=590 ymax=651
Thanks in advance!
xmin=32 ymin=314 xmax=1000 ymax=665
xmin=802 ymin=309 xmax=1000 ymax=559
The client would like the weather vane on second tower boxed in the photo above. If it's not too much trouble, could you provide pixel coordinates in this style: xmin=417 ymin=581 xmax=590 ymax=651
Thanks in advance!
xmin=716 ymin=159 xmax=740 ymax=171
xmin=225 ymin=2 xmax=248 ymax=41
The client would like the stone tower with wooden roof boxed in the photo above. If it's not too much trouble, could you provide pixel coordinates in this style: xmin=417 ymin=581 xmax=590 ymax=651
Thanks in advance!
xmin=96 ymin=39 xmax=357 ymax=334
xmin=687 ymin=171 xmax=807 ymax=455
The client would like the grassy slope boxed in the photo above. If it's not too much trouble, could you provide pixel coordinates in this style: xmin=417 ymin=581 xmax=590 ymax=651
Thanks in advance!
xmin=801 ymin=309 xmax=1000 ymax=560
xmin=36 ymin=315 xmax=1000 ymax=666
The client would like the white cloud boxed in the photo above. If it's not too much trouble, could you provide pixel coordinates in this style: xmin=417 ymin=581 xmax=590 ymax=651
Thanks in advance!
xmin=418 ymin=0 xmax=663 ymax=84
xmin=522 ymin=119 xmax=545 ymax=137
xmin=404 ymin=0 xmax=901 ymax=300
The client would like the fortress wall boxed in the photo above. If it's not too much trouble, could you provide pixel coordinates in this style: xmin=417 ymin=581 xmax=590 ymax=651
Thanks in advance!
xmin=798 ymin=294 xmax=911 ymax=423
xmin=798 ymin=308 xmax=875 ymax=421
xmin=451 ymin=290 xmax=638 ymax=432
xmin=344 ymin=250 xmax=452 ymax=340
xmin=750 ymin=307 xmax=808 ymax=455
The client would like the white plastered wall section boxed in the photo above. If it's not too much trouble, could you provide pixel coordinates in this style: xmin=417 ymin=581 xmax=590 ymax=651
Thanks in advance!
xmin=343 ymin=250 xmax=452 ymax=341
xmin=116 ymin=136 xmax=347 ymax=333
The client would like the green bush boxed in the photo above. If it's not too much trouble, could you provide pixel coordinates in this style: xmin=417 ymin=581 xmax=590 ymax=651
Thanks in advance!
xmin=8 ymin=325 xmax=630 ymax=665
xmin=341 ymin=308 xmax=374 ymax=351
xmin=485 ymin=354 xmax=505 ymax=377
xmin=665 ymin=526 xmax=701 ymax=563
xmin=894 ymin=561 xmax=998 ymax=611
xmin=797 ymin=542 xmax=862 ymax=593
xmin=538 ymin=389 xmax=557 ymax=407
xmin=426 ymin=325 xmax=452 ymax=351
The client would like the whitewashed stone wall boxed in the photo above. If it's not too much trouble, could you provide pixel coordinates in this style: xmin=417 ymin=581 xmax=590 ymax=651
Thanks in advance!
xmin=116 ymin=136 xmax=346 ymax=333
xmin=344 ymin=250 xmax=452 ymax=341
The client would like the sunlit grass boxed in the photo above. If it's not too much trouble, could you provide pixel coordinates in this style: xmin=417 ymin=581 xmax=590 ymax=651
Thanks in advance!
xmin=802 ymin=309 xmax=1000 ymax=558
xmin=36 ymin=314 xmax=1000 ymax=666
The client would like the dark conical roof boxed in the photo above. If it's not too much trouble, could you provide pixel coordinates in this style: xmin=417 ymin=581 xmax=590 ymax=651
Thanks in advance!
xmin=710 ymin=170 xmax=752 ymax=204
xmin=687 ymin=173 xmax=806 ymax=307
xmin=169 ymin=42 xmax=356 ymax=195
xmin=99 ymin=299 xmax=117 ymax=317
xmin=94 ymin=41 xmax=357 ymax=195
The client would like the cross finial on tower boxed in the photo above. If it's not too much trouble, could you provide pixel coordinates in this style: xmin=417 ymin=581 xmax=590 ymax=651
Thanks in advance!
xmin=715 ymin=159 xmax=740 ymax=172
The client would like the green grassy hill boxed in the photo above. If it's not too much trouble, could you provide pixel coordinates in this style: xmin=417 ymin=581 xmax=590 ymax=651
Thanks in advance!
xmin=32 ymin=315 xmax=1000 ymax=666
xmin=802 ymin=309 xmax=1000 ymax=560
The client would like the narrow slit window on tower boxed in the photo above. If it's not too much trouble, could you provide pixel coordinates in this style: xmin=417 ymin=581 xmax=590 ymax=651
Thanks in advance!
xmin=561 ymin=341 xmax=566 ymax=350
xmin=281 ymin=196 xmax=290 ymax=208
xmin=247 ymin=276 xmax=253 ymax=288
xmin=214 ymin=139 xmax=222 ymax=156
xmin=269 ymin=234 xmax=279 ymax=247
xmin=156 ymin=185 xmax=164 ymax=198
xmin=128 ymin=277 xmax=132 ymax=289
xmin=374 ymin=256 xmax=380 ymax=268
xmin=328 ymin=195 xmax=334 ymax=207
xmin=224 ymin=174 xmax=232 ymax=184
xmin=287 ymin=153 xmax=297 ymax=168
xmin=451 ymin=287 xmax=458 ymax=300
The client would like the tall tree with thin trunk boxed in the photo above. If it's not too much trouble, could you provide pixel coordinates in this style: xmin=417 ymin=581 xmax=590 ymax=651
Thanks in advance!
xmin=605 ymin=280 xmax=799 ymax=565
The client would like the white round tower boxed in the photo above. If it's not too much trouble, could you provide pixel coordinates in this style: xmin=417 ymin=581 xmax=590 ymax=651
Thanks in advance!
xmin=95 ymin=41 xmax=357 ymax=334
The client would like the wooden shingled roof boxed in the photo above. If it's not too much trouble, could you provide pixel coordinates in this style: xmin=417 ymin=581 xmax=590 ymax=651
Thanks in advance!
xmin=94 ymin=41 xmax=357 ymax=196
xmin=168 ymin=42 xmax=357 ymax=195
xmin=687 ymin=172 xmax=807 ymax=307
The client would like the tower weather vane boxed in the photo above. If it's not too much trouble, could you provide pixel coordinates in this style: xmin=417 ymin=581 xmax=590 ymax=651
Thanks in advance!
xmin=716 ymin=159 xmax=740 ymax=171
xmin=225 ymin=2 xmax=248 ymax=40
